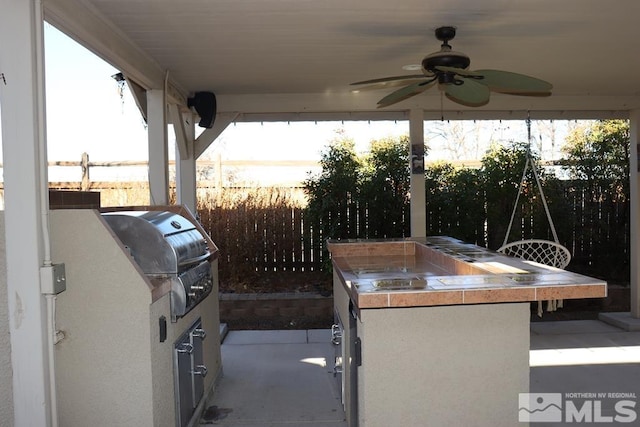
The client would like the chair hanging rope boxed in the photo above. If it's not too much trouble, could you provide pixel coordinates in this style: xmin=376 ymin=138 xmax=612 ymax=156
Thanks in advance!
xmin=500 ymin=115 xmax=563 ymax=249
xmin=497 ymin=114 xmax=572 ymax=315
xmin=501 ymin=140 xmax=560 ymax=248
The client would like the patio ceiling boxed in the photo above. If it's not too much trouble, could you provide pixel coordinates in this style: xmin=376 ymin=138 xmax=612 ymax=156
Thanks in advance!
xmin=44 ymin=0 xmax=640 ymax=120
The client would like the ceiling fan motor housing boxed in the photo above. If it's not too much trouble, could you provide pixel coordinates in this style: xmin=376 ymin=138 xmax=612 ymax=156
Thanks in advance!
xmin=422 ymin=51 xmax=471 ymax=83
xmin=422 ymin=26 xmax=471 ymax=84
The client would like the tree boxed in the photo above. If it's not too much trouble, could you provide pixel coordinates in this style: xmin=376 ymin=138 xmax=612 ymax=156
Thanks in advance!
xmin=561 ymin=119 xmax=630 ymax=281
xmin=304 ymin=134 xmax=413 ymax=271
xmin=360 ymin=136 xmax=411 ymax=238
xmin=481 ymin=141 xmax=531 ymax=248
xmin=426 ymin=120 xmax=494 ymax=160
xmin=425 ymin=162 xmax=484 ymax=244
xmin=562 ymin=119 xmax=629 ymax=197
xmin=303 ymin=133 xmax=361 ymax=250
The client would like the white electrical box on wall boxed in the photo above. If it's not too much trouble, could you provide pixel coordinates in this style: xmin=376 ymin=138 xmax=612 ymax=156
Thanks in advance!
xmin=40 ymin=263 xmax=67 ymax=294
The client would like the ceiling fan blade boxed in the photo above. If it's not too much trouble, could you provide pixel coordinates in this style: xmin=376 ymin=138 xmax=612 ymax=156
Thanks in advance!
xmin=473 ymin=69 xmax=553 ymax=94
xmin=351 ymin=74 xmax=428 ymax=86
xmin=352 ymin=78 xmax=433 ymax=92
xmin=435 ymin=66 xmax=480 ymax=77
xmin=444 ymin=78 xmax=490 ymax=107
xmin=376 ymin=80 xmax=436 ymax=108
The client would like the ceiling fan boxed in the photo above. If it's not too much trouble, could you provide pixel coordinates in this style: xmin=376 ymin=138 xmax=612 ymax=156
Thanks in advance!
xmin=351 ymin=26 xmax=552 ymax=108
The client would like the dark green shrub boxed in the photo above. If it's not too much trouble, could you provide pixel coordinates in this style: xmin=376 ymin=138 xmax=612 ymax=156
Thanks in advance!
xmin=425 ymin=162 xmax=484 ymax=244
xmin=561 ymin=120 xmax=630 ymax=281
xmin=360 ymin=136 xmax=411 ymax=238
xmin=303 ymin=135 xmax=361 ymax=241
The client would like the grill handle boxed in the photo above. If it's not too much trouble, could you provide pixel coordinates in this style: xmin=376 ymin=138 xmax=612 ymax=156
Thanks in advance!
xmin=178 ymin=252 xmax=211 ymax=267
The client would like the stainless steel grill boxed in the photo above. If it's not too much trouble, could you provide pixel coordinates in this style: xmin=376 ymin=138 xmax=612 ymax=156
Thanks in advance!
xmin=102 ymin=210 xmax=214 ymax=321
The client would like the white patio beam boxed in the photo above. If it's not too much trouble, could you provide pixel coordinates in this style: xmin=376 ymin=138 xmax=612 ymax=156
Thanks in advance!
xmin=194 ymin=112 xmax=240 ymax=159
xmin=169 ymin=104 xmax=190 ymax=160
xmin=174 ymin=112 xmax=240 ymax=212
xmin=0 ymin=1 xmax=52 ymax=425
xmin=409 ymin=109 xmax=426 ymax=237
xmin=629 ymin=110 xmax=640 ymax=318
xmin=174 ymin=110 xmax=197 ymax=212
xmin=124 ymin=75 xmax=148 ymax=122
xmin=147 ymin=88 xmax=169 ymax=205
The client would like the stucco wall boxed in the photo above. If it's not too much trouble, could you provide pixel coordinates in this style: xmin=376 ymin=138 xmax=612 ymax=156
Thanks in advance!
xmin=0 ymin=213 xmax=15 ymax=426
xmin=51 ymin=210 xmax=155 ymax=426
xmin=358 ymin=302 xmax=530 ymax=427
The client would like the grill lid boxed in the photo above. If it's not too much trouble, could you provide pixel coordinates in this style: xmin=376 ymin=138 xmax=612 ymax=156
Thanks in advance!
xmin=102 ymin=211 xmax=210 ymax=275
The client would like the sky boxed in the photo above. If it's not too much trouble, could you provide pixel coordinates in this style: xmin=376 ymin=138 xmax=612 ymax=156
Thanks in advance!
xmin=0 ymin=24 xmax=586 ymax=186
xmin=43 ymin=24 xmax=149 ymax=162
xmin=39 ymin=24 xmax=412 ymax=183
xmin=41 ymin=23 xmax=409 ymax=162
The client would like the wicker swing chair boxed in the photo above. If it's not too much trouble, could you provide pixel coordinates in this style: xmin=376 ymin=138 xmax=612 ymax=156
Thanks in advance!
xmin=496 ymin=119 xmax=571 ymax=316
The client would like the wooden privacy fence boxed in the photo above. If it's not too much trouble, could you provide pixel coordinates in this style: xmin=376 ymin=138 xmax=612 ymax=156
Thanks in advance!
xmin=234 ymin=207 xmax=310 ymax=269
xmin=194 ymin=185 xmax=321 ymax=286
xmin=197 ymin=181 xmax=629 ymax=286
xmin=197 ymin=203 xmax=326 ymax=284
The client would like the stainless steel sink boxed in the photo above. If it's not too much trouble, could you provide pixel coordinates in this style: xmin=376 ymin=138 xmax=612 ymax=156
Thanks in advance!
xmin=371 ymin=279 xmax=428 ymax=290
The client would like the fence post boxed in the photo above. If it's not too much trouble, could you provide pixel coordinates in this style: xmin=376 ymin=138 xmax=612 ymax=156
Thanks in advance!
xmin=81 ymin=152 xmax=90 ymax=191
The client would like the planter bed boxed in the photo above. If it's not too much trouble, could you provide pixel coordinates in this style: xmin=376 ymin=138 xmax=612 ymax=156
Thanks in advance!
xmin=219 ymin=292 xmax=334 ymax=330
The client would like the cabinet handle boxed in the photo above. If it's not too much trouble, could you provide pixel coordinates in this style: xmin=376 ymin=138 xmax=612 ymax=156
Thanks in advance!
xmin=192 ymin=365 xmax=208 ymax=377
xmin=333 ymin=355 xmax=343 ymax=378
xmin=177 ymin=343 xmax=193 ymax=354
xmin=331 ymin=324 xmax=342 ymax=345
xmin=333 ymin=365 xmax=343 ymax=378
xmin=192 ymin=328 xmax=207 ymax=340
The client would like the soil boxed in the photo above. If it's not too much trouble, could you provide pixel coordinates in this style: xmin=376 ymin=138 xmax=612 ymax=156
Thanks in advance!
xmin=219 ymin=270 xmax=333 ymax=296
xmin=218 ymin=271 xmax=334 ymax=330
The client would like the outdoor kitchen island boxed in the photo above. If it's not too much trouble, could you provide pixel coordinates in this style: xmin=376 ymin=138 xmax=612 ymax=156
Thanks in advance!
xmin=49 ymin=206 xmax=222 ymax=427
xmin=328 ymin=236 xmax=607 ymax=427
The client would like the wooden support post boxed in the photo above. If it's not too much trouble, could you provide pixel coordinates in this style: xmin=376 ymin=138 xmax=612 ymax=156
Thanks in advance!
xmin=81 ymin=152 xmax=90 ymax=191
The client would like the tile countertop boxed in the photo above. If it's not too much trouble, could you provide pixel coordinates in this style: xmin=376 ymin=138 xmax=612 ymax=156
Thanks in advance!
xmin=327 ymin=236 xmax=607 ymax=309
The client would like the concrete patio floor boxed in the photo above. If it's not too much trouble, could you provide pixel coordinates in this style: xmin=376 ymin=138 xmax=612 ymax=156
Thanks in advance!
xmin=202 ymin=320 xmax=640 ymax=426
xmin=529 ymin=320 xmax=640 ymax=426
xmin=202 ymin=329 xmax=346 ymax=426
